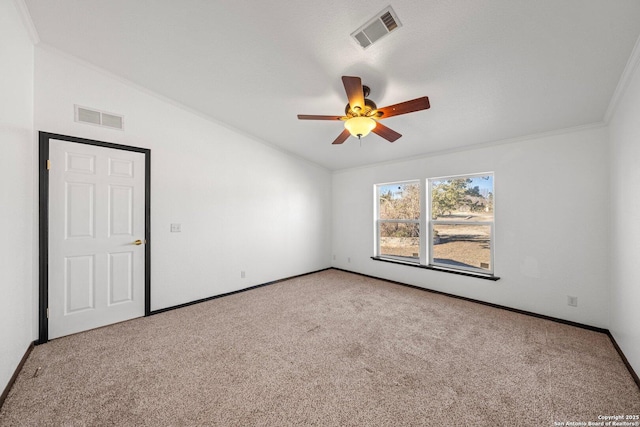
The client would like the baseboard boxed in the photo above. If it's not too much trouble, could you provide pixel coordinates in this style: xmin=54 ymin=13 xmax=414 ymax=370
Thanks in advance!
xmin=0 ymin=341 xmax=34 ymax=410
xmin=149 ymin=267 xmax=332 ymax=316
xmin=607 ymin=332 xmax=640 ymax=390
xmin=332 ymin=267 xmax=640 ymax=391
xmin=333 ymin=267 xmax=608 ymax=333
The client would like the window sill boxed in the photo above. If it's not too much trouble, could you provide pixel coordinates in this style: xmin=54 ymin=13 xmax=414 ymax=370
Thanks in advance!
xmin=370 ymin=256 xmax=500 ymax=281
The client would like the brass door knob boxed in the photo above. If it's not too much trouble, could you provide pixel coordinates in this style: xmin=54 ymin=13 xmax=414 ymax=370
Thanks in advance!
xmin=134 ymin=239 xmax=143 ymax=245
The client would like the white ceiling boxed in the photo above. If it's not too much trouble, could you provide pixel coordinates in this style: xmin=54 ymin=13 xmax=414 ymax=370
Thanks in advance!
xmin=23 ymin=0 xmax=640 ymax=170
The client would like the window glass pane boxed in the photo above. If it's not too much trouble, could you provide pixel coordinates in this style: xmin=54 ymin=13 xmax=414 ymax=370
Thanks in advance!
xmin=380 ymin=222 xmax=419 ymax=261
xmin=378 ymin=182 xmax=420 ymax=220
xmin=431 ymin=175 xmax=493 ymax=221
xmin=432 ymin=223 xmax=491 ymax=272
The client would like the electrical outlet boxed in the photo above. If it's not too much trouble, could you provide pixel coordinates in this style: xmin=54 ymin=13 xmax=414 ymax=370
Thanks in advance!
xmin=170 ymin=223 xmax=181 ymax=232
xmin=567 ymin=296 xmax=578 ymax=307
xmin=241 ymin=271 xmax=246 ymax=279
xmin=332 ymin=254 xmax=336 ymax=261
xmin=348 ymin=257 xmax=351 ymax=263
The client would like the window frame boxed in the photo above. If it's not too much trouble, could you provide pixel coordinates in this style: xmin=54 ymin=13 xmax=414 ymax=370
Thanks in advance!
xmin=427 ymin=172 xmax=495 ymax=276
xmin=374 ymin=180 xmax=422 ymax=265
xmin=373 ymin=173 xmax=496 ymax=279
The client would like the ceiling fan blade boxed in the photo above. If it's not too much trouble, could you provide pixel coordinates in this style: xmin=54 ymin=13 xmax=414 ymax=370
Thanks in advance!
xmin=372 ymin=122 xmax=402 ymax=142
xmin=377 ymin=96 xmax=430 ymax=119
xmin=342 ymin=76 xmax=364 ymax=110
xmin=297 ymin=114 xmax=343 ymax=120
xmin=332 ymin=129 xmax=351 ymax=145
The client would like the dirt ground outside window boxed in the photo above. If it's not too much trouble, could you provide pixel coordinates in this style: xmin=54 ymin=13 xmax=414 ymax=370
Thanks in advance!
xmin=380 ymin=222 xmax=490 ymax=270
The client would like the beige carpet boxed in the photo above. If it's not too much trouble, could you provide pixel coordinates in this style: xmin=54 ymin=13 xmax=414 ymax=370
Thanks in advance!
xmin=1 ymin=269 xmax=639 ymax=426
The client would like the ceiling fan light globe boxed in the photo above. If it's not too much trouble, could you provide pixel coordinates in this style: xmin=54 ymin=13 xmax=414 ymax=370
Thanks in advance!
xmin=345 ymin=116 xmax=376 ymax=139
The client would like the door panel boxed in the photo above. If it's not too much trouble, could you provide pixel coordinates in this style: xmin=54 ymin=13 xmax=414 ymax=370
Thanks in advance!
xmin=109 ymin=185 xmax=133 ymax=236
xmin=108 ymin=251 xmax=134 ymax=305
xmin=64 ymin=255 xmax=95 ymax=313
xmin=108 ymin=158 xmax=133 ymax=178
xmin=49 ymin=139 xmax=145 ymax=339
xmin=65 ymin=151 xmax=95 ymax=174
xmin=65 ymin=182 xmax=95 ymax=239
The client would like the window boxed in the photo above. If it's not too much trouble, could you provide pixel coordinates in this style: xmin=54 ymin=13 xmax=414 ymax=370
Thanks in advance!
xmin=374 ymin=173 xmax=495 ymax=278
xmin=429 ymin=173 xmax=494 ymax=275
xmin=375 ymin=181 xmax=421 ymax=264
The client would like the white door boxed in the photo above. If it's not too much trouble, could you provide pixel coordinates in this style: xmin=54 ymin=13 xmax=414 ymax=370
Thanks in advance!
xmin=48 ymin=139 xmax=146 ymax=339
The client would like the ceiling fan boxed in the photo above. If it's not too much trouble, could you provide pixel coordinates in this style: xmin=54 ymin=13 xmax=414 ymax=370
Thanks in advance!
xmin=297 ymin=76 xmax=430 ymax=145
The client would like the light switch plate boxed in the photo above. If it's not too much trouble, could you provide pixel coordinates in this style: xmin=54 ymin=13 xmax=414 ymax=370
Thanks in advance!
xmin=170 ymin=223 xmax=181 ymax=232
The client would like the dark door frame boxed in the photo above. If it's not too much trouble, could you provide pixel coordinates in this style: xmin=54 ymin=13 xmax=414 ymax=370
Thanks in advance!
xmin=38 ymin=132 xmax=151 ymax=344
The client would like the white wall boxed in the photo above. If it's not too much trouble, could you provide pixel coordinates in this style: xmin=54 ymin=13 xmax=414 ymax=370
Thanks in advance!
xmin=609 ymin=56 xmax=640 ymax=375
xmin=34 ymin=46 xmax=332 ymax=311
xmin=332 ymin=126 xmax=610 ymax=328
xmin=0 ymin=0 xmax=34 ymax=393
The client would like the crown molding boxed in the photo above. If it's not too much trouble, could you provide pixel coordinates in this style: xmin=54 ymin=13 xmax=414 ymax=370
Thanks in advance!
xmin=333 ymin=121 xmax=607 ymax=175
xmin=13 ymin=0 xmax=40 ymax=44
xmin=34 ymin=43 xmax=330 ymax=173
xmin=604 ymin=33 xmax=640 ymax=123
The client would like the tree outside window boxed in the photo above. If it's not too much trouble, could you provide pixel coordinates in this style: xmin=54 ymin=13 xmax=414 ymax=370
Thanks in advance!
xmin=376 ymin=181 xmax=420 ymax=262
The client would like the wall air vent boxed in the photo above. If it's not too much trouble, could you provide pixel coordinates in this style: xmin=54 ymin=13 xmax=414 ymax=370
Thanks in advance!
xmin=74 ymin=105 xmax=124 ymax=130
xmin=351 ymin=6 xmax=402 ymax=49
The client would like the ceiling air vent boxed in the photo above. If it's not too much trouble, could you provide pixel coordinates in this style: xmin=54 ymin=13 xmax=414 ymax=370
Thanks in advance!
xmin=351 ymin=6 xmax=402 ymax=49
xmin=75 ymin=105 xmax=124 ymax=130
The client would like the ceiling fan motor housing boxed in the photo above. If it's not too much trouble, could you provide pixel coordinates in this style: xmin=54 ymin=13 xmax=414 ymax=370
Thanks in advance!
xmin=345 ymin=88 xmax=378 ymax=117
xmin=345 ymin=99 xmax=378 ymax=117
